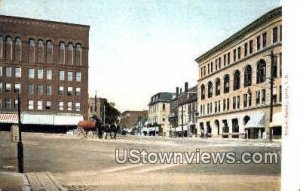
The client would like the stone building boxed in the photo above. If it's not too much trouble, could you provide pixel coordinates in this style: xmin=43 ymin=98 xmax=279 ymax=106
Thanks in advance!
xmin=0 ymin=15 xmax=89 ymax=131
xmin=148 ymin=92 xmax=174 ymax=136
xmin=195 ymin=7 xmax=282 ymax=139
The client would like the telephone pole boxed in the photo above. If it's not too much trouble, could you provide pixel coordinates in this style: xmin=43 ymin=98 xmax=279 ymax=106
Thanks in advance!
xmin=17 ymin=93 xmax=24 ymax=173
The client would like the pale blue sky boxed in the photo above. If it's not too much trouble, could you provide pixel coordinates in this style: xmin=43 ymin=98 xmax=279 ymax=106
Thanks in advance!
xmin=0 ymin=0 xmax=281 ymax=111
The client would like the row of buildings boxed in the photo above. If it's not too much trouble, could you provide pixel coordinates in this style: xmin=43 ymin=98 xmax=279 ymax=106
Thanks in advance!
xmin=145 ymin=7 xmax=282 ymax=139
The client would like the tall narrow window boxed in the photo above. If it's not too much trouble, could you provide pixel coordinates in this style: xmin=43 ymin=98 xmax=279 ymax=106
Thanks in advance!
xmin=215 ymin=78 xmax=220 ymax=96
xmin=233 ymin=70 xmax=240 ymax=90
xmin=67 ymin=43 xmax=74 ymax=65
xmin=0 ymin=36 xmax=3 ymax=59
xmin=208 ymin=81 xmax=213 ymax=98
xmin=15 ymin=37 xmax=22 ymax=61
xmin=257 ymin=36 xmax=261 ymax=51
xmin=75 ymin=44 xmax=82 ymax=66
xmin=46 ymin=40 xmax=53 ymax=63
xmin=257 ymin=59 xmax=266 ymax=83
xmin=249 ymin=40 xmax=253 ymax=54
xmin=237 ymin=47 xmax=241 ymax=60
xmin=59 ymin=42 xmax=65 ymax=64
xmin=244 ymin=43 xmax=248 ymax=57
xmin=28 ymin=39 xmax=35 ymax=63
xmin=5 ymin=36 xmax=12 ymax=61
xmin=262 ymin=32 xmax=267 ymax=48
xmin=256 ymin=90 xmax=260 ymax=105
xmin=244 ymin=65 xmax=252 ymax=87
xmin=201 ymin=84 xmax=205 ymax=100
xmin=223 ymin=74 xmax=230 ymax=94
xmin=37 ymin=40 xmax=44 ymax=63
xmin=227 ymin=52 xmax=230 ymax=65
xmin=272 ymin=55 xmax=278 ymax=78
xmin=223 ymin=54 xmax=226 ymax=66
xmin=273 ymin=27 xmax=278 ymax=43
xmin=233 ymin=49 xmax=236 ymax=62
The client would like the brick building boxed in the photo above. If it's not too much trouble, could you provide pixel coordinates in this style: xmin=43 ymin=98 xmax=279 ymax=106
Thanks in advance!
xmin=195 ymin=7 xmax=282 ymax=139
xmin=0 ymin=15 xmax=89 ymax=131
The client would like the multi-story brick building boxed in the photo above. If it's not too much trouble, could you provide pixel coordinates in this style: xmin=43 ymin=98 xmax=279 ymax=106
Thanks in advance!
xmin=195 ymin=7 xmax=282 ymax=139
xmin=0 ymin=15 xmax=89 ymax=131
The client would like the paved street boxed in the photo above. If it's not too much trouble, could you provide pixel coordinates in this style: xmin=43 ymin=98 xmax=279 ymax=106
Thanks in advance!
xmin=0 ymin=131 xmax=280 ymax=191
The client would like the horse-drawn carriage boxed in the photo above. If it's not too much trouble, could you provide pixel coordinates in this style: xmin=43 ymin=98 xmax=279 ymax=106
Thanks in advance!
xmin=75 ymin=120 xmax=97 ymax=138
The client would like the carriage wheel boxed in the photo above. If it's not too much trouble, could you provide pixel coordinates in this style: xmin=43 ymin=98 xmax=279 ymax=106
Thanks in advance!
xmin=87 ymin=131 xmax=94 ymax=138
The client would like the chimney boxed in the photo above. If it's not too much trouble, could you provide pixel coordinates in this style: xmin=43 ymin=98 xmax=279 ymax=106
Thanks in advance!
xmin=176 ymin=87 xmax=179 ymax=97
xmin=185 ymin=82 xmax=188 ymax=92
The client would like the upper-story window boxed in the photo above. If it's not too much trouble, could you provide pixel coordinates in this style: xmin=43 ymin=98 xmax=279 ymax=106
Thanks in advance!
xmin=210 ymin=62 xmax=213 ymax=73
xmin=237 ymin=47 xmax=241 ymax=60
xmin=249 ymin=40 xmax=253 ymax=54
xmin=5 ymin=36 xmax=12 ymax=61
xmin=227 ymin=52 xmax=230 ymax=65
xmin=208 ymin=81 xmax=213 ymax=98
xmin=37 ymin=40 xmax=44 ymax=63
xmin=76 ymin=72 xmax=81 ymax=82
xmin=256 ymin=59 xmax=266 ymax=84
xmin=59 ymin=42 xmax=65 ymax=65
xmin=233 ymin=49 xmax=236 ymax=62
xmin=223 ymin=74 xmax=230 ymax=94
xmin=59 ymin=70 xmax=65 ymax=81
xmin=218 ymin=57 xmax=221 ymax=68
xmin=5 ymin=66 xmax=12 ymax=77
xmin=0 ymin=36 xmax=3 ymax=59
xmin=244 ymin=65 xmax=252 ymax=87
xmin=215 ymin=78 xmax=220 ymax=96
xmin=67 ymin=43 xmax=74 ymax=65
xmin=233 ymin=70 xmax=240 ymax=90
xmin=257 ymin=36 xmax=261 ymax=51
xmin=162 ymin=103 xmax=165 ymax=111
xmin=262 ymin=32 xmax=267 ymax=48
xmin=15 ymin=37 xmax=22 ymax=61
xmin=201 ymin=84 xmax=205 ymax=100
xmin=244 ymin=43 xmax=248 ymax=57
xmin=273 ymin=27 xmax=278 ymax=44
xmin=223 ymin=54 xmax=226 ymax=66
xmin=75 ymin=44 xmax=82 ymax=66
xmin=28 ymin=39 xmax=35 ymax=63
xmin=46 ymin=40 xmax=53 ymax=63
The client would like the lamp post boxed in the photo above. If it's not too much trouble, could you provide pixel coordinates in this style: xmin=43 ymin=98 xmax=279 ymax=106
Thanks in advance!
xmin=269 ymin=51 xmax=274 ymax=142
xmin=17 ymin=93 xmax=24 ymax=173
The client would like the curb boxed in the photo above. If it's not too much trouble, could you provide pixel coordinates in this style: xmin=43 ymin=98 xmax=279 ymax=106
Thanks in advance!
xmin=0 ymin=172 xmax=31 ymax=191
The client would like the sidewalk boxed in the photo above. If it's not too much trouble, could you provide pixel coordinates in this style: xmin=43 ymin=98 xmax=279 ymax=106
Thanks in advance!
xmin=0 ymin=172 xmax=31 ymax=191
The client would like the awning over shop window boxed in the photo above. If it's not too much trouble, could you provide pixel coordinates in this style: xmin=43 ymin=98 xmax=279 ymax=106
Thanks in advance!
xmin=22 ymin=114 xmax=54 ymax=125
xmin=270 ymin=112 xmax=283 ymax=128
xmin=244 ymin=112 xmax=265 ymax=129
xmin=54 ymin=115 xmax=83 ymax=126
xmin=0 ymin=113 xmax=18 ymax=124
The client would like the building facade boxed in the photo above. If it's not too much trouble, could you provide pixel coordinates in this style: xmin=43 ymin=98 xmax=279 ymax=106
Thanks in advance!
xmin=148 ymin=92 xmax=174 ymax=136
xmin=0 ymin=15 xmax=89 ymax=129
xmin=195 ymin=7 xmax=282 ymax=139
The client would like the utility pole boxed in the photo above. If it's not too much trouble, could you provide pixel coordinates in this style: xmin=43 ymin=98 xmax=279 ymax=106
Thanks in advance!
xmin=269 ymin=51 xmax=274 ymax=142
xmin=181 ymin=105 xmax=184 ymax=138
xmin=17 ymin=93 xmax=24 ymax=173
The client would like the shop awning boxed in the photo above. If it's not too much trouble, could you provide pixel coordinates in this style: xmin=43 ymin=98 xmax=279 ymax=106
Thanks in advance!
xmin=22 ymin=114 xmax=54 ymax=125
xmin=244 ymin=112 xmax=265 ymax=129
xmin=173 ymin=125 xmax=188 ymax=132
xmin=0 ymin=113 xmax=18 ymax=124
xmin=54 ymin=115 xmax=83 ymax=126
xmin=270 ymin=112 xmax=283 ymax=127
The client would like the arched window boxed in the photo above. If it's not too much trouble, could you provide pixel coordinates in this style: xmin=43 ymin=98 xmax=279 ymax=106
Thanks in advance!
xmin=37 ymin=40 xmax=44 ymax=63
xmin=244 ymin=65 xmax=252 ymax=87
xmin=201 ymin=84 xmax=205 ymax=100
xmin=233 ymin=70 xmax=240 ymax=90
xmin=59 ymin=42 xmax=65 ymax=65
xmin=15 ymin=37 xmax=22 ymax=61
xmin=208 ymin=81 xmax=213 ymax=98
xmin=75 ymin=43 xmax=82 ymax=66
xmin=224 ymin=74 xmax=230 ymax=94
xmin=257 ymin=59 xmax=266 ymax=83
xmin=215 ymin=78 xmax=220 ymax=96
xmin=67 ymin=43 xmax=74 ymax=65
xmin=0 ymin=36 xmax=3 ymax=59
xmin=46 ymin=40 xmax=53 ymax=63
xmin=5 ymin=36 xmax=12 ymax=61
xmin=28 ymin=39 xmax=35 ymax=63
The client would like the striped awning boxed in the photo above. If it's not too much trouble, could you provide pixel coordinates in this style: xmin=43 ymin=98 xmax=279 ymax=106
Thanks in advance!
xmin=270 ymin=112 xmax=283 ymax=127
xmin=0 ymin=113 xmax=18 ymax=124
xmin=244 ymin=112 xmax=265 ymax=129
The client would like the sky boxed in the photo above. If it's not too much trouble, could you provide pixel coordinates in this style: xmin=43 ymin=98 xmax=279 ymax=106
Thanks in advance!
xmin=0 ymin=0 xmax=281 ymax=112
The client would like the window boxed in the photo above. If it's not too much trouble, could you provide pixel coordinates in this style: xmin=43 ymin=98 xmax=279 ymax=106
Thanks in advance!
xmin=59 ymin=102 xmax=64 ymax=111
xmin=46 ymin=101 xmax=51 ymax=110
xmin=67 ymin=102 xmax=72 ymax=111
xmin=75 ymin=44 xmax=82 ymax=66
xmin=46 ymin=85 xmax=52 ymax=95
xmin=5 ymin=37 xmax=12 ymax=61
xmin=233 ymin=70 xmax=240 ymax=90
xmin=207 ymin=64 xmax=210 ymax=74
xmin=233 ymin=97 xmax=236 ymax=110
xmin=210 ymin=62 xmax=213 ymax=73
xmin=162 ymin=103 xmax=165 ymax=111
xmin=0 ymin=82 xmax=2 ymax=93
xmin=249 ymin=92 xmax=252 ymax=107
xmin=223 ymin=99 xmax=226 ymax=111
xmin=215 ymin=59 xmax=218 ymax=70
xmin=256 ymin=90 xmax=260 ymax=105
xmin=14 ymin=83 xmax=21 ymax=93
xmin=244 ymin=43 xmax=248 ymax=57
xmin=0 ymin=36 xmax=3 ymax=59
xmin=59 ymin=70 xmax=65 ymax=81
xmin=15 ymin=67 xmax=21 ymax=78
xmin=243 ymin=94 xmax=248 ymax=108
xmin=37 ymin=101 xmax=43 ymax=110
xmin=37 ymin=40 xmax=44 ymax=63
xmin=223 ymin=74 xmax=230 ymax=94
xmin=67 ymin=43 xmax=74 ymax=65
xmin=5 ymin=98 xmax=11 ymax=109
xmin=249 ymin=40 xmax=253 ymax=54
xmin=223 ymin=54 xmax=226 ymax=66
xmin=15 ymin=37 xmax=22 ymax=61
xmin=279 ymin=85 xmax=282 ymax=102
xmin=59 ymin=42 xmax=65 ymax=64
xmin=227 ymin=98 xmax=230 ymax=111
xmin=28 ymin=39 xmax=35 ymax=63
xmin=46 ymin=70 xmax=52 ymax=80
xmin=29 ymin=68 xmax=35 ymax=79
xmin=14 ymin=99 xmax=19 ymax=109
xmin=215 ymin=78 xmax=220 ymax=96
xmin=28 ymin=100 xmax=34 ymax=110
xmin=208 ymin=81 xmax=213 ymax=98
xmin=67 ymin=87 xmax=73 ymax=96
xmin=76 ymin=72 xmax=81 ymax=82
xmin=257 ymin=36 xmax=261 ymax=51
xmin=237 ymin=47 xmax=241 ymax=60
xmin=75 ymin=103 xmax=81 ymax=111
xmin=6 ymin=66 xmax=12 ymax=77
xmin=272 ymin=55 xmax=278 ymax=78
xmin=218 ymin=57 xmax=221 ymax=68
xmin=46 ymin=41 xmax=53 ymax=63
xmin=257 ymin=59 xmax=266 ymax=83
xmin=37 ymin=69 xmax=43 ymax=79
xmin=203 ymin=66 xmax=206 ymax=76
xmin=201 ymin=84 xmax=205 ymax=100
xmin=227 ymin=52 xmax=230 ymax=65
xmin=244 ymin=65 xmax=252 ymax=87
xmin=233 ymin=49 xmax=236 ymax=62
xmin=237 ymin=96 xmax=240 ymax=109
xmin=273 ymin=27 xmax=278 ymax=43
xmin=28 ymin=84 xmax=34 ymax=94
xmin=262 ymin=89 xmax=266 ymax=105
xmin=37 ymin=84 xmax=43 ymax=95
xmin=5 ymin=83 xmax=11 ymax=93
xmin=59 ymin=86 xmax=64 ymax=95
xmin=0 ymin=66 xmax=2 ymax=76
xmin=262 ymin=32 xmax=267 ymax=48
xmin=218 ymin=100 xmax=220 ymax=112
xmin=68 ymin=72 xmax=73 ymax=81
